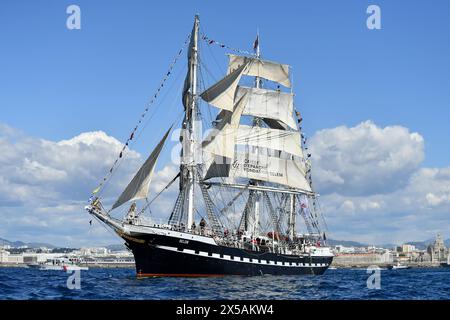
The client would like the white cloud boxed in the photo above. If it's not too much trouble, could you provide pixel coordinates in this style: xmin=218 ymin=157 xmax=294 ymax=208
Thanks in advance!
xmin=0 ymin=123 xmax=176 ymax=246
xmin=339 ymin=200 xmax=356 ymax=215
xmin=0 ymin=121 xmax=449 ymax=246
xmin=319 ymin=165 xmax=450 ymax=244
xmin=426 ymin=193 xmax=450 ymax=207
xmin=309 ymin=121 xmax=424 ymax=196
xmin=305 ymin=121 xmax=450 ymax=244
xmin=0 ymin=125 xmax=142 ymax=205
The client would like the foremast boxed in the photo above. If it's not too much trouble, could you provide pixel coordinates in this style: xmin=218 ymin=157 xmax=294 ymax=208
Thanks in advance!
xmin=184 ymin=15 xmax=200 ymax=231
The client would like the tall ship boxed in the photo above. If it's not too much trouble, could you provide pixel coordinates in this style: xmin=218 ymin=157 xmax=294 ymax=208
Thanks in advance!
xmin=86 ymin=16 xmax=333 ymax=277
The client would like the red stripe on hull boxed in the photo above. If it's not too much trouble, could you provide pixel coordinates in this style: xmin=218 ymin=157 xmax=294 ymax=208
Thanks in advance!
xmin=137 ymin=273 xmax=228 ymax=278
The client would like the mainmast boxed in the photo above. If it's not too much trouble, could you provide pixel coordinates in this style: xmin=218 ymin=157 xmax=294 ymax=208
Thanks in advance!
xmin=288 ymin=194 xmax=296 ymax=239
xmin=199 ymin=26 xmax=313 ymax=239
xmin=252 ymin=31 xmax=262 ymax=237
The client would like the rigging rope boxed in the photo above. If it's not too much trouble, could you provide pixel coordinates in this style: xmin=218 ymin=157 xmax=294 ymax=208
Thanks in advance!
xmin=137 ymin=173 xmax=181 ymax=217
xmin=90 ymin=34 xmax=191 ymax=198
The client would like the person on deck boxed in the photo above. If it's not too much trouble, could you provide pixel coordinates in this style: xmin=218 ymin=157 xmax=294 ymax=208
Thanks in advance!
xmin=126 ymin=202 xmax=137 ymax=223
xmin=199 ymin=218 xmax=206 ymax=234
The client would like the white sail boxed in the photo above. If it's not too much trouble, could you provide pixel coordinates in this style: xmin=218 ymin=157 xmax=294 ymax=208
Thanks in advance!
xmin=201 ymin=87 xmax=308 ymax=190
xmin=111 ymin=127 xmax=171 ymax=210
xmin=202 ymin=93 xmax=247 ymax=159
xmin=231 ymin=152 xmax=311 ymax=191
xmin=200 ymin=62 xmax=249 ymax=111
xmin=228 ymin=54 xmax=291 ymax=88
xmin=236 ymin=86 xmax=297 ymax=130
xmin=236 ymin=125 xmax=303 ymax=157
xmin=205 ymin=151 xmax=311 ymax=192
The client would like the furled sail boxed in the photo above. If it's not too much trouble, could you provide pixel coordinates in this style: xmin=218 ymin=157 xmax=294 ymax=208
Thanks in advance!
xmin=228 ymin=54 xmax=291 ymax=88
xmin=200 ymin=62 xmax=249 ymax=111
xmin=111 ymin=127 xmax=171 ymax=210
xmin=235 ymin=86 xmax=297 ymax=130
xmin=263 ymin=118 xmax=288 ymax=130
xmin=236 ymin=125 xmax=303 ymax=157
xmin=182 ymin=18 xmax=199 ymax=113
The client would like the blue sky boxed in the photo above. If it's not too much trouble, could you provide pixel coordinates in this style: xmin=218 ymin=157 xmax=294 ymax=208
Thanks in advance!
xmin=2 ymin=0 xmax=450 ymax=166
xmin=1 ymin=0 xmax=450 ymax=246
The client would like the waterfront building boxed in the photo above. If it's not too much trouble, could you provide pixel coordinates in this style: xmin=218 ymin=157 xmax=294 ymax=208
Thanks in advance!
xmin=0 ymin=249 xmax=24 ymax=264
xmin=333 ymin=250 xmax=393 ymax=267
xmin=401 ymin=244 xmax=416 ymax=253
xmin=427 ymin=234 xmax=448 ymax=263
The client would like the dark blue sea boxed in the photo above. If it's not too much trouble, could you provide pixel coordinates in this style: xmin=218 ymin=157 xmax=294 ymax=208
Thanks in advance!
xmin=0 ymin=267 xmax=449 ymax=300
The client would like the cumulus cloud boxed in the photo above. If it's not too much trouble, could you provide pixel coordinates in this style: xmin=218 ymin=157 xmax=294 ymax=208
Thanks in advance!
xmin=304 ymin=121 xmax=450 ymax=244
xmin=1 ymin=120 xmax=449 ymax=246
xmin=309 ymin=121 xmax=424 ymax=196
xmin=319 ymin=165 xmax=450 ymax=244
xmin=0 ymin=124 xmax=143 ymax=205
xmin=0 ymin=123 xmax=176 ymax=246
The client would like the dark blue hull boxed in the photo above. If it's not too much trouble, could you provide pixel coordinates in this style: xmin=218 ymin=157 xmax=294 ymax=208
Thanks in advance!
xmin=123 ymin=233 xmax=333 ymax=277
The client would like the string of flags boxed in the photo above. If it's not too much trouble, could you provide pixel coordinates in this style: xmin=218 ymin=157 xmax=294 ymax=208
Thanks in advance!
xmin=91 ymin=34 xmax=192 ymax=197
xmin=201 ymin=33 xmax=256 ymax=56
xmin=295 ymin=110 xmax=314 ymax=188
xmin=296 ymin=111 xmax=327 ymax=239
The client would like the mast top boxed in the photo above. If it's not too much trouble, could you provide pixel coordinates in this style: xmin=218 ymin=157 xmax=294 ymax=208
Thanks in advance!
xmin=253 ymin=30 xmax=260 ymax=58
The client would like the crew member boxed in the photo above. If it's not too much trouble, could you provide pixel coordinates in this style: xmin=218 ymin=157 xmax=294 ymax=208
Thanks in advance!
xmin=199 ymin=218 xmax=206 ymax=234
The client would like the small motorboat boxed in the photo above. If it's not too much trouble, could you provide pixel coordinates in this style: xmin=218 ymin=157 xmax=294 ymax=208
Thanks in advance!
xmin=388 ymin=263 xmax=411 ymax=270
xmin=38 ymin=257 xmax=89 ymax=271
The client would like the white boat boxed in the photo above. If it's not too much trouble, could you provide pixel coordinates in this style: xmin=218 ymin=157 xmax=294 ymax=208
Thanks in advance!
xmin=37 ymin=257 xmax=89 ymax=271
xmin=388 ymin=263 xmax=411 ymax=270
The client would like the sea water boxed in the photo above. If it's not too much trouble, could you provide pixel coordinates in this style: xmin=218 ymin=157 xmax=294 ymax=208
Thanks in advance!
xmin=0 ymin=267 xmax=449 ymax=300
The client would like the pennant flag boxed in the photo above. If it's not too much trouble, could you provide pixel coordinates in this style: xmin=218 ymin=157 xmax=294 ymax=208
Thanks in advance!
xmin=92 ymin=186 xmax=101 ymax=194
xmin=253 ymin=35 xmax=259 ymax=53
xmin=300 ymin=196 xmax=309 ymax=209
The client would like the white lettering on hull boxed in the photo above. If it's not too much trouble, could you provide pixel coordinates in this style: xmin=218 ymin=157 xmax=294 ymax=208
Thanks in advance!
xmin=155 ymin=245 xmax=329 ymax=268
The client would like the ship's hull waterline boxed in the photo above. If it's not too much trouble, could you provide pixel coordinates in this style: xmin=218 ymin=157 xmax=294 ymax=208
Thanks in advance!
xmin=122 ymin=233 xmax=333 ymax=277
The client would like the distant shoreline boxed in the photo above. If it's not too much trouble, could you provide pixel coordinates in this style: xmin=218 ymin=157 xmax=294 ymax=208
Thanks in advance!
xmin=0 ymin=263 xmax=135 ymax=269
xmin=1 ymin=263 xmax=446 ymax=270
xmin=331 ymin=262 xmax=443 ymax=269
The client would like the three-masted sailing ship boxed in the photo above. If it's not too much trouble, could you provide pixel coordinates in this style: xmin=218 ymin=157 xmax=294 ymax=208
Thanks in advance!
xmin=86 ymin=15 xmax=333 ymax=277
